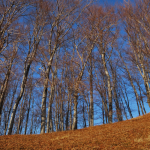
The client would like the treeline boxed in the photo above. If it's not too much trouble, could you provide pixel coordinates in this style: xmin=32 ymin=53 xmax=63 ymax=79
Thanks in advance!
xmin=0 ymin=0 xmax=149 ymax=135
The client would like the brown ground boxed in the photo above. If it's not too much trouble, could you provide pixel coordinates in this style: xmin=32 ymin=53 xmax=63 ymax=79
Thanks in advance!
xmin=1 ymin=113 xmax=150 ymax=150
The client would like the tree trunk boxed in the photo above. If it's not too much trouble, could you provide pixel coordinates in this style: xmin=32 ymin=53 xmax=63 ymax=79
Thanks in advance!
xmin=102 ymin=105 xmax=105 ymax=124
xmin=110 ymin=62 xmax=123 ymax=122
xmin=100 ymin=94 xmax=109 ymax=123
xmin=49 ymin=105 xmax=54 ymax=133
xmin=24 ymin=90 xmax=31 ymax=135
xmin=122 ymin=83 xmax=133 ymax=119
xmin=30 ymin=98 xmax=34 ymax=135
xmin=118 ymin=51 xmax=142 ymax=115
xmin=120 ymin=97 xmax=128 ymax=120
xmin=55 ymin=90 xmax=58 ymax=132
xmin=72 ymin=92 xmax=78 ymax=130
xmin=89 ymin=54 xmax=94 ymax=126
xmin=46 ymin=87 xmax=54 ymax=133
xmin=137 ymin=81 xmax=146 ymax=114
xmin=4 ymin=82 xmax=17 ymax=135
xmin=41 ymin=78 xmax=48 ymax=134
xmin=65 ymin=99 xmax=69 ymax=130
xmin=130 ymin=40 xmax=150 ymax=107
xmin=94 ymin=63 xmax=109 ymax=123
xmin=69 ymin=93 xmax=72 ymax=130
xmin=102 ymin=53 xmax=112 ymax=123
xmin=17 ymin=97 xmax=24 ymax=134
xmin=60 ymin=99 xmax=64 ymax=131
xmin=113 ymin=90 xmax=123 ymax=121
xmin=41 ymin=47 xmax=57 ymax=134
xmin=8 ymin=63 xmax=31 ymax=135
xmin=0 ymin=61 xmax=13 ymax=124
xmin=83 ymin=101 xmax=86 ymax=128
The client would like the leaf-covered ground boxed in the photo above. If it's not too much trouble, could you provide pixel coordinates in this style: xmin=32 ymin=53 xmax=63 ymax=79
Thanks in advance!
xmin=1 ymin=113 xmax=150 ymax=149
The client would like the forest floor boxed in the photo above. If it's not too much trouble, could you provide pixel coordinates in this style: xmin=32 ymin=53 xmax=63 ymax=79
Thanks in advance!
xmin=1 ymin=113 xmax=150 ymax=150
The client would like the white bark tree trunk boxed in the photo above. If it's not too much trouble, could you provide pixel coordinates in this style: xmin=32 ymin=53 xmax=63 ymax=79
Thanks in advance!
xmin=102 ymin=53 xmax=112 ymax=123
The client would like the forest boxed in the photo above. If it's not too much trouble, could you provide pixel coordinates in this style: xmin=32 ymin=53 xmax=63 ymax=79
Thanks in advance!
xmin=0 ymin=0 xmax=150 ymax=135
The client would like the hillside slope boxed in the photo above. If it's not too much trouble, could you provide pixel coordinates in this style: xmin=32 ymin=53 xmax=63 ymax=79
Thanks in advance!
xmin=1 ymin=113 xmax=150 ymax=149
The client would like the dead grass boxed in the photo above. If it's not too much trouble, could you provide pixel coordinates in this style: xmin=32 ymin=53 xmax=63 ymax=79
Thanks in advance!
xmin=1 ymin=113 xmax=150 ymax=149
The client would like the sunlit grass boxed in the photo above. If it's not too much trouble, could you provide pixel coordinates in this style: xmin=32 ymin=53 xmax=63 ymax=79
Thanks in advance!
xmin=0 ymin=113 xmax=150 ymax=149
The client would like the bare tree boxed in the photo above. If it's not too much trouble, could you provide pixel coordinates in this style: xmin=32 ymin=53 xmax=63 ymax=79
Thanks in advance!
xmin=0 ymin=43 xmax=18 ymax=124
xmin=71 ymin=25 xmax=97 ymax=129
xmin=24 ymin=76 xmax=33 ymax=135
xmin=4 ymin=81 xmax=18 ymax=135
xmin=40 ymin=0 xmax=93 ymax=133
xmin=90 ymin=5 xmax=118 ymax=123
xmin=121 ymin=0 xmax=150 ymax=107
xmin=7 ymin=2 xmax=46 ymax=134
